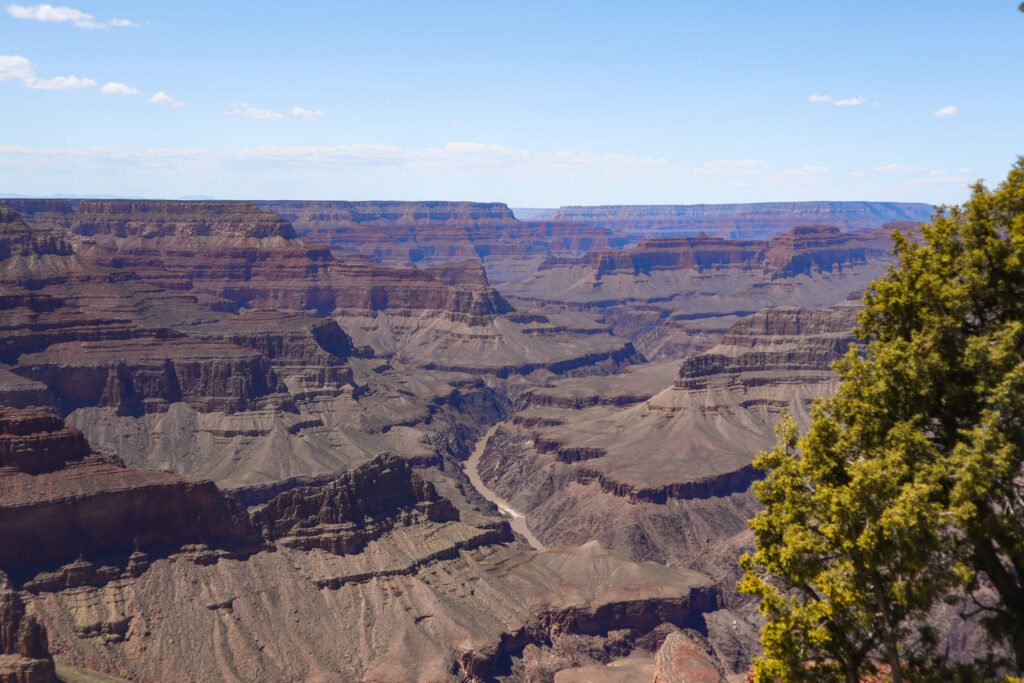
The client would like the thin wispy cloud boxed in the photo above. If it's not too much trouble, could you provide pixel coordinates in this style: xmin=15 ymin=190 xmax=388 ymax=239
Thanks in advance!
xmin=289 ymin=106 xmax=326 ymax=121
xmin=224 ymin=103 xmax=286 ymax=120
xmin=934 ymin=105 xmax=958 ymax=118
xmin=808 ymin=94 xmax=867 ymax=107
xmin=870 ymin=163 xmax=973 ymax=188
xmin=874 ymin=164 xmax=928 ymax=174
xmin=0 ymin=142 xmax=671 ymax=178
xmin=766 ymin=165 xmax=831 ymax=184
xmin=0 ymin=142 xmax=958 ymax=203
xmin=99 ymin=82 xmax=140 ymax=95
xmin=224 ymin=103 xmax=327 ymax=121
xmin=149 ymin=91 xmax=185 ymax=108
xmin=692 ymin=159 xmax=768 ymax=176
xmin=7 ymin=3 xmax=136 ymax=29
xmin=911 ymin=174 xmax=971 ymax=187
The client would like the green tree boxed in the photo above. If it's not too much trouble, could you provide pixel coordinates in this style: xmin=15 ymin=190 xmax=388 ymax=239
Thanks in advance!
xmin=741 ymin=158 xmax=1024 ymax=681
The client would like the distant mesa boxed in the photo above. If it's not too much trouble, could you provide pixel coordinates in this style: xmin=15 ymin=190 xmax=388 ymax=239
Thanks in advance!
xmin=548 ymin=201 xmax=934 ymax=240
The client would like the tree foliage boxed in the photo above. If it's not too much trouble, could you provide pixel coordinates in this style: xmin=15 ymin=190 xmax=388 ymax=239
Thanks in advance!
xmin=741 ymin=157 xmax=1024 ymax=682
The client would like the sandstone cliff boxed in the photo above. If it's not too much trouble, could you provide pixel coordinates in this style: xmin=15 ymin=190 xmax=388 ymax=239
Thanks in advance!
xmin=0 ymin=571 xmax=56 ymax=683
xmin=0 ymin=408 xmax=254 ymax=579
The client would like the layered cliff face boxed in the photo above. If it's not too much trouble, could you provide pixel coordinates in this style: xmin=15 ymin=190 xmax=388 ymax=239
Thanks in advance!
xmin=0 ymin=196 xmax=931 ymax=679
xmin=501 ymin=224 xmax=895 ymax=359
xmin=2 ymin=199 xmax=296 ymax=240
xmin=472 ymin=305 xmax=859 ymax=676
xmin=0 ymin=408 xmax=254 ymax=581
xmin=0 ymin=200 xmax=641 ymax=494
xmin=0 ymin=409 xmax=726 ymax=682
xmin=481 ymin=305 xmax=856 ymax=561
xmin=0 ymin=207 xmax=73 ymax=263
xmin=253 ymin=453 xmax=461 ymax=553
xmin=260 ymin=200 xmax=613 ymax=284
xmin=0 ymin=199 xmax=513 ymax=319
xmin=549 ymin=201 xmax=933 ymax=240
xmin=0 ymin=571 xmax=56 ymax=683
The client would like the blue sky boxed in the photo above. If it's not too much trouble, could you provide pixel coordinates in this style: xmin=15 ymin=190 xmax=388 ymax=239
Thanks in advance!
xmin=1 ymin=1 xmax=1021 ymax=206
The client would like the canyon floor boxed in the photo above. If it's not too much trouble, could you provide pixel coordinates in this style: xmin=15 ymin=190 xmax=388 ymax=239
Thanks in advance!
xmin=0 ymin=198 xmax=938 ymax=682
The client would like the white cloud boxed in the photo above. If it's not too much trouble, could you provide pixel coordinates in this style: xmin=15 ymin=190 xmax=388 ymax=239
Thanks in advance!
xmin=934 ymin=105 xmax=958 ymax=118
xmin=3 ymin=144 xmax=932 ymax=203
xmin=1 ymin=53 xmax=101 ymax=90
xmin=765 ymin=165 xmax=830 ymax=184
xmin=808 ymin=93 xmax=867 ymax=107
xmin=0 ymin=142 xmax=669 ymax=179
xmin=911 ymin=175 xmax=971 ymax=187
xmin=7 ymin=3 xmax=136 ymax=29
xmin=224 ymin=103 xmax=286 ymax=120
xmin=0 ymin=54 xmax=34 ymax=81
xmin=289 ymin=106 xmax=326 ymax=120
xmin=833 ymin=96 xmax=866 ymax=107
xmin=224 ymin=103 xmax=327 ymax=121
xmin=874 ymin=164 xmax=970 ymax=185
xmin=26 ymin=74 xmax=96 ymax=89
xmin=692 ymin=159 xmax=768 ymax=176
xmin=874 ymin=164 xmax=927 ymax=175
xmin=100 ymin=81 xmax=140 ymax=95
xmin=148 ymin=91 xmax=184 ymax=108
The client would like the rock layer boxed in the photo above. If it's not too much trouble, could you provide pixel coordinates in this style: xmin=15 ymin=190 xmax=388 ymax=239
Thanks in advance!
xmin=502 ymin=224 xmax=895 ymax=359
xmin=549 ymin=201 xmax=933 ymax=240
xmin=0 ymin=406 xmax=726 ymax=682
xmin=0 ymin=408 xmax=253 ymax=578
xmin=0 ymin=571 xmax=56 ymax=683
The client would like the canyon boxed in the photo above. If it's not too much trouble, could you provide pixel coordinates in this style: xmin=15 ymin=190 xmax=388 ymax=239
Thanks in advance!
xmin=0 ymin=197 xmax=933 ymax=681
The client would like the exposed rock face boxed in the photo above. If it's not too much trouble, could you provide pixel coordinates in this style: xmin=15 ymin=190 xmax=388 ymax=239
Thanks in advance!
xmin=14 ymin=339 xmax=287 ymax=416
xmin=652 ymin=631 xmax=726 ymax=683
xmin=2 ymin=199 xmax=297 ymax=240
xmin=0 ymin=408 xmax=254 ymax=578
xmin=1 ymin=199 xmax=513 ymax=320
xmin=502 ymin=224 xmax=894 ymax=359
xmin=0 ymin=572 xmax=56 ymax=683
xmin=0 ymin=207 xmax=73 ymax=262
xmin=0 ymin=406 xmax=725 ymax=682
xmin=470 ymin=305 xmax=862 ymax=675
xmin=549 ymin=201 xmax=933 ymax=240
xmin=253 ymin=453 xmax=462 ymax=553
xmin=477 ymin=305 xmax=858 ymax=563
xmin=762 ymin=224 xmax=892 ymax=278
xmin=0 ymin=407 xmax=89 ymax=474
xmin=260 ymin=200 xmax=613 ymax=283
xmin=0 ymin=199 xmax=643 ymax=497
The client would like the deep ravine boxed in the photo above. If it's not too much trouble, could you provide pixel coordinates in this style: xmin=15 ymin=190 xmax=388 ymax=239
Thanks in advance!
xmin=464 ymin=422 xmax=545 ymax=551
